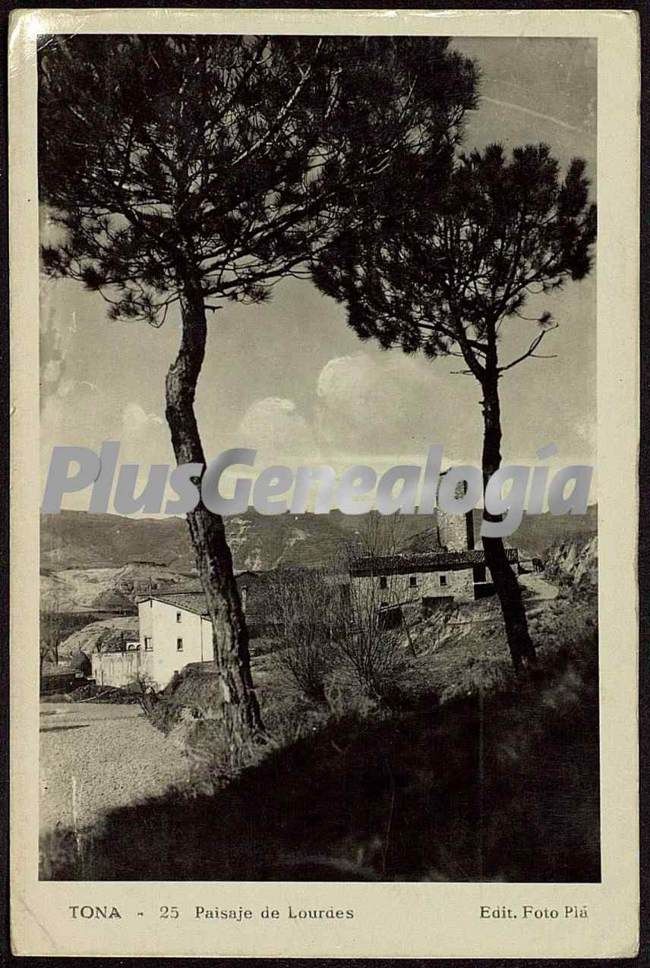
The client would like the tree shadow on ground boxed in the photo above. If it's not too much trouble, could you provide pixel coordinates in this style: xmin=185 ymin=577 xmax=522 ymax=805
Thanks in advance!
xmin=41 ymin=640 xmax=600 ymax=883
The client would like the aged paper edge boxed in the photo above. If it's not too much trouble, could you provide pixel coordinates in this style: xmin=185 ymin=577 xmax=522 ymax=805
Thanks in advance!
xmin=9 ymin=7 xmax=640 ymax=958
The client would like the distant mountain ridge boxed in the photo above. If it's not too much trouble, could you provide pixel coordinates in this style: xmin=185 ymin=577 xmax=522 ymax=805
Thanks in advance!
xmin=403 ymin=505 xmax=598 ymax=559
xmin=41 ymin=504 xmax=597 ymax=576
xmin=40 ymin=563 xmax=200 ymax=614
xmin=40 ymin=508 xmax=440 ymax=574
xmin=511 ymin=505 xmax=597 ymax=557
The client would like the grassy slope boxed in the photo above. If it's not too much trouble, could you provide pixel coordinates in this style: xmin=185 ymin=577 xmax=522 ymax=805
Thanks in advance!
xmin=41 ymin=587 xmax=600 ymax=883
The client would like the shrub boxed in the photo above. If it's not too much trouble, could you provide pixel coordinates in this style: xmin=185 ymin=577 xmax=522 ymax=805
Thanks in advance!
xmin=262 ymin=569 xmax=341 ymax=702
xmin=334 ymin=572 xmax=411 ymax=702
xmin=335 ymin=620 xmax=410 ymax=701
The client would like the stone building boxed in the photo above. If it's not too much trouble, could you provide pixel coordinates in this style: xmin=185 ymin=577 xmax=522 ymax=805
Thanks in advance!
xmin=348 ymin=499 xmax=518 ymax=610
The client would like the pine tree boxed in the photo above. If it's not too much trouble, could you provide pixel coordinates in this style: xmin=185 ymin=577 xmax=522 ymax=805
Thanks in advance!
xmin=38 ymin=34 xmax=477 ymax=747
xmin=312 ymin=143 xmax=596 ymax=671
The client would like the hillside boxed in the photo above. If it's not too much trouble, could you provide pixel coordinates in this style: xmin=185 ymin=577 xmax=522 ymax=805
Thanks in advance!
xmin=403 ymin=506 xmax=597 ymax=558
xmin=544 ymin=533 xmax=598 ymax=593
xmin=41 ymin=563 xmax=200 ymax=613
xmin=43 ymin=580 xmax=600 ymax=883
xmin=57 ymin=616 xmax=140 ymax=658
xmin=41 ymin=512 xmax=195 ymax=572
xmin=40 ymin=508 xmax=439 ymax=574
xmin=41 ymin=505 xmax=597 ymax=583
xmin=511 ymin=505 xmax=598 ymax=557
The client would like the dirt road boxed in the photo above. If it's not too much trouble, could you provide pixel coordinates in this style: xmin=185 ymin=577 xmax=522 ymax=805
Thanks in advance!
xmin=519 ymin=573 xmax=559 ymax=600
xmin=40 ymin=702 xmax=190 ymax=834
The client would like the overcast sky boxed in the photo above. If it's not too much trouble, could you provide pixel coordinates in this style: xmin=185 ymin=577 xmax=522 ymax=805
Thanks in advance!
xmin=40 ymin=37 xmax=597 ymax=510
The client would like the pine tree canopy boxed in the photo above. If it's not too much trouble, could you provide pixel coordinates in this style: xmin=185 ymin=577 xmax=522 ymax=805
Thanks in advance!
xmin=311 ymin=142 xmax=597 ymax=378
xmin=38 ymin=34 xmax=478 ymax=325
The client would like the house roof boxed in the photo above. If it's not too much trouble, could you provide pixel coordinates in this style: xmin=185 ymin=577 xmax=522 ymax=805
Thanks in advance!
xmin=139 ymin=577 xmax=270 ymax=624
xmin=349 ymin=548 xmax=518 ymax=578
xmin=140 ymin=591 xmax=210 ymax=616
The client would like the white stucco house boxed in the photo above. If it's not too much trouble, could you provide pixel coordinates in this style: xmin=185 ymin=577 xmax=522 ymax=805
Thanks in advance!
xmin=137 ymin=592 xmax=215 ymax=688
xmin=91 ymin=592 xmax=214 ymax=690
xmin=90 ymin=573 xmax=271 ymax=691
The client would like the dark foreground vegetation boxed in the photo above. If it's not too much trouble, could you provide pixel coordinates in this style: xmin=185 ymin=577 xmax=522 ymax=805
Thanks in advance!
xmin=41 ymin=600 xmax=599 ymax=882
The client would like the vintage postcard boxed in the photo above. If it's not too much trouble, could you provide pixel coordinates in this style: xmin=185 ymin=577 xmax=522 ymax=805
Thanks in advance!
xmin=10 ymin=7 xmax=639 ymax=958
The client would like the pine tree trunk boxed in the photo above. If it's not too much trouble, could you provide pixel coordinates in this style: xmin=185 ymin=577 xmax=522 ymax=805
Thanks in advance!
xmin=164 ymin=275 xmax=264 ymax=750
xmin=480 ymin=376 xmax=537 ymax=672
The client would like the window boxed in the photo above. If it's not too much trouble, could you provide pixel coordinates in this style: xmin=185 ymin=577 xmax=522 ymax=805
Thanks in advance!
xmin=439 ymin=575 xmax=448 ymax=587
xmin=144 ymin=636 xmax=153 ymax=651
xmin=176 ymin=638 xmax=184 ymax=652
xmin=176 ymin=611 xmax=182 ymax=623
xmin=409 ymin=575 xmax=418 ymax=588
xmin=379 ymin=576 xmax=388 ymax=589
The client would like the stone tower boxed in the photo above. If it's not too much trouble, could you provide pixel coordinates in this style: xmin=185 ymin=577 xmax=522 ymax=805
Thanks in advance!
xmin=436 ymin=477 xmax=476 ymax=551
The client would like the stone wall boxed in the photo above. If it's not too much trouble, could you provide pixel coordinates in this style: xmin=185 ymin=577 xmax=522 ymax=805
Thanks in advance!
xmin=351 ymin=566 xmax=475 ymax=611
xmin=91 ymin=649 xmax=154 ymax=689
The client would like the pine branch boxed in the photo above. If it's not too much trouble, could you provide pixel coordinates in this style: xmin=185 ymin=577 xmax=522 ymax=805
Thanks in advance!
xmin=497 ymin=322 xmax=559 ymax=373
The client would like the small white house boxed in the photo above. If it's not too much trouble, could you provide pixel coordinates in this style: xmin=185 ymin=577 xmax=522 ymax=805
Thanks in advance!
xmin=137 ymin=592 xmax=214 ymax=689
xmin=91 ymin=592 xmax=214 ymax=691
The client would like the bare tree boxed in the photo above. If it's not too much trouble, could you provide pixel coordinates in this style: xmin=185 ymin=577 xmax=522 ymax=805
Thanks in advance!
xmin=265 ymin=568 xmax=341 ymax=702
xmin=339 ymin=513 xmax=411 ymax=699
xmin=129 ymin=669 xmax=160 ymax=717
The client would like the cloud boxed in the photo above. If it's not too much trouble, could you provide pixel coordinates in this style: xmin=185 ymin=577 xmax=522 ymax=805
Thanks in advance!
xmin=315 ymin=353 xmax=419 ymax=451
xmin=121 ymin=402 xmax=164 ymax=436
xmin=315 ymin=351 xmax=476 ymax=460
xmin=233 ymin=351 xmax=481 ymax=473
xmin=118 ymin=403 xmax=170 ymax=471
xmin=41 ymin=378 xmax=99 ymax=435
xmin=39 ymin=278 xmax=78 ymax=410
xmin=40 ymin=379 xmax=103 ymax=503
xmin=237 ymin=396 xmax=317 ymax=462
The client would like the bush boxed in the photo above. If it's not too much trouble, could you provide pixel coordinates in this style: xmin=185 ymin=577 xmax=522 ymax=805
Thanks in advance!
xmin=262 ymin=569 xmax=341 ymax=702
xmin=69 ymin=650 xmax=92 ymax=677
xmin=323 ymin=666 xmax=380 ymax=719
xmin=274 ymin=638 xmax=334 ymax=703
xmin=333 ymin=576 xmax=412 ymax=702
xmin=334 ymin=621 xmax=409 ymax=701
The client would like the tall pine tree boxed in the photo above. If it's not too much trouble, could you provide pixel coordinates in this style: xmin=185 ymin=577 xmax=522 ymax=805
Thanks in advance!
xmin=313 ymin=143 xmax=596 ymax=671
xmin=38 ymin=34 xmax=477 ymax=748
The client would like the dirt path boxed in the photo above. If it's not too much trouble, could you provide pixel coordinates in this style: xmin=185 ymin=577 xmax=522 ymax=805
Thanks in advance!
xmin=40 ymin=702 xmax=190 ymax=834
xmin=519 ymin=573 xmax=559 ymax=600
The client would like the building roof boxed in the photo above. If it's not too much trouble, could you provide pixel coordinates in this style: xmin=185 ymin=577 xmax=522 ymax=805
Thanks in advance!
xmin=349 ymin=548 xmax=518 ymax=578
xmin=139 ymin=576 xmax=271 ymax=624
xmin=140 ymin=591 xmax=210 ymax=616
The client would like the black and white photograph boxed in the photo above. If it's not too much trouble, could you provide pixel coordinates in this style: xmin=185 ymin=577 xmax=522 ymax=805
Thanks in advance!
xmin=8 ymin=6 xmax=639 ymax=960
xmin=35 ymin=28 xmax=601 ymax=884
